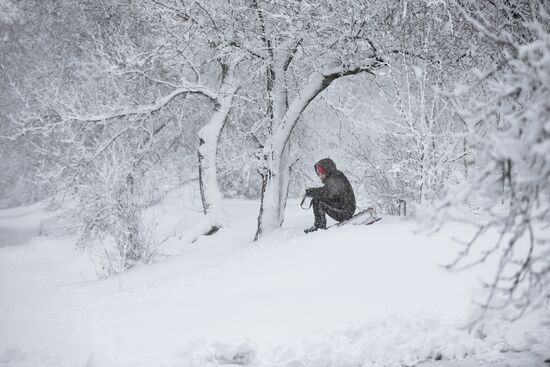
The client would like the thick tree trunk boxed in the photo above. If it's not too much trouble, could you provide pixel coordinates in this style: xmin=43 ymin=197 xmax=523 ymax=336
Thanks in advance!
xmin=197 ymin=64 xmax=239 ymax=234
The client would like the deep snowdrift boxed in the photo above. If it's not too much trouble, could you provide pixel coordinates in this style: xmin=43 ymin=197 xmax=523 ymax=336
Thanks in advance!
xmin=0 ymin=189 xmax=548 ymax=367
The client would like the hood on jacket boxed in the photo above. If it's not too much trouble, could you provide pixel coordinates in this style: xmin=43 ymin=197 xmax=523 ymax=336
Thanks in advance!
xmin=314 ymin=158 xmax=337 ymax=176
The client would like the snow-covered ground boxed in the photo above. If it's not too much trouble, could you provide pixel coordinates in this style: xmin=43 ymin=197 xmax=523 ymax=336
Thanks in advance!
xmin=0 ymin=189 xmax=548 ymax=367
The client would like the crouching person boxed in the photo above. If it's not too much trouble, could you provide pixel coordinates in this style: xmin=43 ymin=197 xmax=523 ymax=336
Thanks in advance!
xmin=304 ymin=158 xmax=356 ymax=233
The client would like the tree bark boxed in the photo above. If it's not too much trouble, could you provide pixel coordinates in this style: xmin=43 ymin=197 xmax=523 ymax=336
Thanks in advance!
xmin=197 ymin=62 xmax=240 ymax=234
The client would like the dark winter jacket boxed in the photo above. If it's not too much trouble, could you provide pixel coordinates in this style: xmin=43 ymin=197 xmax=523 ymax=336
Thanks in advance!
xmin=305 ymin=158 xmax=356 ymax=217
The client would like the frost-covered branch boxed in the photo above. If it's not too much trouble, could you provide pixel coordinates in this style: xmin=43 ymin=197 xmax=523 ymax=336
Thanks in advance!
xmin=441 ymin=0 xmax=550 ymax=314
xmin=65 ymin=84 xmax=217 ymax=123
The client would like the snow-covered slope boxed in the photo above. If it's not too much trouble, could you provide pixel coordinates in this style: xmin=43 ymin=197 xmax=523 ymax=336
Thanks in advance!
xmin=0 ymin=190 xmax=548 ymax=367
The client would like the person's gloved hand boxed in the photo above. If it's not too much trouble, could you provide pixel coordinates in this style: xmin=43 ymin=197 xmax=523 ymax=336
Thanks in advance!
xmin=305 ymin=188 xmax=313 ymax=197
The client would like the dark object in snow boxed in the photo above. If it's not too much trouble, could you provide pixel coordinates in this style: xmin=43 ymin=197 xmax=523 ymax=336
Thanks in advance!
xmin=304 ymin=224 xmax=325 ymax=233
xmin=214 ymin=348 xmax=255 ymax=365
xmin=204 ymin=225 xmax=220 ymax=236
xmin=303 ymin=158 xmax=356 ymax=232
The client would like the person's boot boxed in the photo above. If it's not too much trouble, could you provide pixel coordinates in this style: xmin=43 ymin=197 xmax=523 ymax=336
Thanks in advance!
xmin=304 ymin=223 xmax=326 ymax=234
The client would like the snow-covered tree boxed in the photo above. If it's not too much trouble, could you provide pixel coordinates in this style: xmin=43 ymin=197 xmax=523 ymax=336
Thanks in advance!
xmin=241 ymin=0 xmax=389 ymax=239
xmin=1 ymin=0 xmax=248 ymax=271
xmin=444 ymin=0 xmax=550 ymax=313
xmin=355 ymin=56 xmax=467 ymax=212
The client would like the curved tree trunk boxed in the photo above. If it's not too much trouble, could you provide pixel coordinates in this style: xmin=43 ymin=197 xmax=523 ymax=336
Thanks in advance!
xmin=198 ymin=62 xmax=240 ymax=234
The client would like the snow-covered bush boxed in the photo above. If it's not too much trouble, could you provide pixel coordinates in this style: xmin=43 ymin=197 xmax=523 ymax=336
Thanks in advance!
xmin=74 ymin=156 xmax=155 ymax=278
xmin=445 ymin=0 xmax=550 ymax=312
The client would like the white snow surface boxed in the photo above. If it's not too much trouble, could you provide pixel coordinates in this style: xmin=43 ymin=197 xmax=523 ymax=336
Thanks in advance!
xmin=0 ymin=188 xmax=548 ymax=367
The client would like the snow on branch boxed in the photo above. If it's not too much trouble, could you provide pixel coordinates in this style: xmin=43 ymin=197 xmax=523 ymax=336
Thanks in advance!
xmin=274 ymin=56 xmax=385 ymax=154
xmin=65 ymin=84 xmax=218 ymax=123
xmin=439 ymin=0 xmax=550 ymax=316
